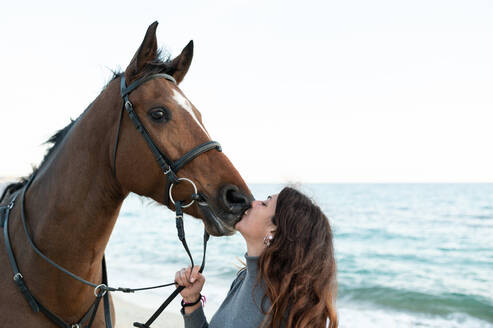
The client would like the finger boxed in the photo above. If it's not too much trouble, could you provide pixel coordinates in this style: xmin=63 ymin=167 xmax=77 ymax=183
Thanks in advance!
xmin=195 ymin=272 xmax=205 ymax=284
xmin=179 ymin=269 xmax=190 ymax=287
xmin=175 ymin=270 xmax=184 ymax=286
xmin=174 ymin=271 xmax=180 ymax=286
xmin=185 ymin=266 xmax=192 ymax=283
xmin=187 ymin=266 xmax=193 ymax=283
xmin=190 ymin=265 xmax=200 ymax=283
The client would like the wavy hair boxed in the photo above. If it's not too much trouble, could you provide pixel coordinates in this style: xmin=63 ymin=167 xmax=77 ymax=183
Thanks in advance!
xmin=257 ymin=187 xmax=337 ymax=328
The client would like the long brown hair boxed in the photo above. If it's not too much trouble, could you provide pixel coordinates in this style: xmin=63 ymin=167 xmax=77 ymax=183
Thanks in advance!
xmin=258 ymin=187 xmax=338 ymax=328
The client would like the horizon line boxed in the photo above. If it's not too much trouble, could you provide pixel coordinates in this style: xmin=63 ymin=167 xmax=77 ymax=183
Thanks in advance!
xmin=1 ymin=176 xmax=492 ymax=185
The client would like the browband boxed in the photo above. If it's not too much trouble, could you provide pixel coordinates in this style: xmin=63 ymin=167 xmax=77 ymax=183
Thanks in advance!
xmin=121 ymin=73 xmax=176 ymax=97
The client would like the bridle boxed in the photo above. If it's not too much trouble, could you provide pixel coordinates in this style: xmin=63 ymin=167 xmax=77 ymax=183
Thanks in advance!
xmin=1 ymin=72 xmax=227 ymax=328
xmin=118 ymin=73 xmax=223 ymax=328
xmin=114 ymin=73 xmax=222 ymax=207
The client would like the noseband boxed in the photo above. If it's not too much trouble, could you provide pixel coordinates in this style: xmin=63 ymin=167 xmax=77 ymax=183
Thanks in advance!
xmin=1 ymin=73 xmax=224 ymax=328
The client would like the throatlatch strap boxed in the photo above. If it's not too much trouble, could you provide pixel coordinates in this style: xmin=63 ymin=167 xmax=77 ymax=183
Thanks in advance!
xmin=0 ymin=208 xmax=5 ymax=228
xmin=112 ymin=103 xmax=125 ymax=179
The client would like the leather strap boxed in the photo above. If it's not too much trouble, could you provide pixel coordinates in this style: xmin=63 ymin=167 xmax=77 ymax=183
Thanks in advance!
xmin=121 ymin=73 xmax=176 ymax=97
xmin=175 ymin=202 xmax=194 ymax=268
xmin=133 ymin=204 xmax=210 ymax=328
xmin=4 ymin=72 xmax=220 ymax=328
xmin=115 ymin=74 xmax=222 ymax=207
xmin=3 ymin=189 xmax=110 ymax=328
xmin=0 ymin=208 xmax=5 ymax=228
xmin=3 ymin=192 xmax=40 ymax=313
xmin=122 ymin=96 xmax=178 ymax=184
xmin=102 ymin=256 xmax=113 ymax=328
xmin=171 ymin=141 xmax=222 ymax=172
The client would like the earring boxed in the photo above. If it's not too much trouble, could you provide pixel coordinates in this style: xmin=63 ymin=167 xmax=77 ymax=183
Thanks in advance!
xmin=263 ymin=234 xmax=273 ymax=247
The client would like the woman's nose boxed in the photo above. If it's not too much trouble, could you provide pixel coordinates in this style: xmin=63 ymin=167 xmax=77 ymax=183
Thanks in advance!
xmin=251 ymin=200 xmax=262 ymax=207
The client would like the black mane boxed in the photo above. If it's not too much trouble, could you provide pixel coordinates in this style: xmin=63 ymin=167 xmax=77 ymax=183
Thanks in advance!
xmin=1 ymin=48 xmax=174 ymax=199
xmin=2 ymin=116 xmax=81 ymax=199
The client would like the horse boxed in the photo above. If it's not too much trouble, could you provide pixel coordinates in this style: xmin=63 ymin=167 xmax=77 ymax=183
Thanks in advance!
xmin=0 ymin=21 xmax=253 ymax=328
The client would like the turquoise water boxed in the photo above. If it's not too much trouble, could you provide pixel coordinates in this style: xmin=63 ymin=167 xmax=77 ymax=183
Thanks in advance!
xmin=105 ymin=184 xmax=493 ymax=327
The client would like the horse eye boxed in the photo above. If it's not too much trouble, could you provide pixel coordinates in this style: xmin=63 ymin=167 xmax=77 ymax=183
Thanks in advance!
xmin=148 ymin=107 xmax=171 ymax=123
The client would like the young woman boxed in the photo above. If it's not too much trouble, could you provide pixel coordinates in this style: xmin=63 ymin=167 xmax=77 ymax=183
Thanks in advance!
xmin=175 ymin=187 xmax=338 ymax=328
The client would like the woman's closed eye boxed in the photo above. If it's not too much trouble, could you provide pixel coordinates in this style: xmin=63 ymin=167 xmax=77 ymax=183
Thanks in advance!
xmin=262 ymin=195 xmax=272 ymax=206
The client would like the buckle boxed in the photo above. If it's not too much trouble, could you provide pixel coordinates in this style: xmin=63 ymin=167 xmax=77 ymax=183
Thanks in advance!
xmin=13 ymin=273 xmax=23 ymax=281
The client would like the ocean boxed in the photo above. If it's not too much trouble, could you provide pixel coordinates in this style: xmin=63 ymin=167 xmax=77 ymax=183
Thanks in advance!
xmin=7 ymin=182 xmax=490 ymax=327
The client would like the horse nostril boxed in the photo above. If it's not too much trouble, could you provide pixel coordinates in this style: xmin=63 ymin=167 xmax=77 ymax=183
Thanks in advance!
xmin=220 ymin=184 xmax=251 ymax=214
xmin=227 ymin=190 xmax=247 ymax=204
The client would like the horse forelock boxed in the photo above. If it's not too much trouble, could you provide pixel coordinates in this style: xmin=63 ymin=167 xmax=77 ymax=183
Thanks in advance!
xmin=116 ymin=47 xmax=174 ymax=83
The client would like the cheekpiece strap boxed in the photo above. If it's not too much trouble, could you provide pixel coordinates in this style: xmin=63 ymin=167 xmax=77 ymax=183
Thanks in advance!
xmin=120 ymin=75 xmax=178 ymax=184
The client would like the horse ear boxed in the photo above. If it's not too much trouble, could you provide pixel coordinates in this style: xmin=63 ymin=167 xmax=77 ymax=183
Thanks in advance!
xmin=125 ymin=21 xmax=159 ymax=80
xmin=168 ymin=40 xmax=194 ymax=84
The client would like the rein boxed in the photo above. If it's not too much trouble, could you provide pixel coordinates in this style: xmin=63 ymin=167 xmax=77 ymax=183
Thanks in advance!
xmin=1 ymin=73 xmax=223 ymax=328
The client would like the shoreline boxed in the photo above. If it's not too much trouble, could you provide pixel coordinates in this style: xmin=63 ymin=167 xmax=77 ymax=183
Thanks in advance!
xmin=113 ymin=296 xmax=183 ymax=328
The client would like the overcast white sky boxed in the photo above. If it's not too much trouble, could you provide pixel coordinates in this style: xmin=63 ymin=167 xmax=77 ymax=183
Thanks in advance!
xmin=0 ymin=0 xmax=492 ymax=183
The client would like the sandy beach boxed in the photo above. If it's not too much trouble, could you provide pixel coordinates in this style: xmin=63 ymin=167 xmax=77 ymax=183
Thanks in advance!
xmin=113 ymin=296 xmax=183 ymax=328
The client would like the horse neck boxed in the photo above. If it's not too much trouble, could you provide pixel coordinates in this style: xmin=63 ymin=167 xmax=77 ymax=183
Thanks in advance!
xmin=15 ymin=79 xmax=127 ymax=314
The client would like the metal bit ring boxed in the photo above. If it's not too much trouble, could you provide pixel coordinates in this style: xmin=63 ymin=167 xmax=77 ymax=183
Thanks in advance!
xmin=169 ymin=177 xmax=198 ymax=208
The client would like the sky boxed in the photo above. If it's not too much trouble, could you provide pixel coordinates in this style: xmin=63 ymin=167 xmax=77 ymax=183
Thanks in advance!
xmin=0 ymin=0 xmax=492 ymax=183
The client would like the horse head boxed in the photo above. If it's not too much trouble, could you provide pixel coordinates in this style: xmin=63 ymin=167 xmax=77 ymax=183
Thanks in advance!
xmin=113 ymin=22 xmax=252 ymax=236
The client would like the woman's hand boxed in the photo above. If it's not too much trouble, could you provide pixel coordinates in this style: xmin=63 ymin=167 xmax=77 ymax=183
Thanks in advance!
xmin=175 ymin=265 xmax=205 ymax=303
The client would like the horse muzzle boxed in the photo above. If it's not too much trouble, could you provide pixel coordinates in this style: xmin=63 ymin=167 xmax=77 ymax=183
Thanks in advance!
xmin=194 ymin=185 xmax=252 ymax=236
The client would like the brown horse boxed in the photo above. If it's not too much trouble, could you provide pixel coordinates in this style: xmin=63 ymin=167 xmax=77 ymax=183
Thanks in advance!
xmin=0 ymin=22 xmax=252 ymax=328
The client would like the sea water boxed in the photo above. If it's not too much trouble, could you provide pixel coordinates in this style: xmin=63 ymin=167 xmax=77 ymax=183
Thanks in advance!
xmin=102 ymin=183 xmax=492 ymax=327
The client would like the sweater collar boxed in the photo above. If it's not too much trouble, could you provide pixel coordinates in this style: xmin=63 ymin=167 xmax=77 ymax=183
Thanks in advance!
xmin=244 ymin=252 xmax=259 ymax=277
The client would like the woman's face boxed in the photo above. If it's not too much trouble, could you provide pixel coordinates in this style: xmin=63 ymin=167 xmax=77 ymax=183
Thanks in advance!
xmin=235 ymin=194 xmax=279 ymax=240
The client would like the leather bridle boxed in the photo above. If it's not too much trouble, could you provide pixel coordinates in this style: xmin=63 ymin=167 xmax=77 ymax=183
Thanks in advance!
xmin=1 ymin=72 xmax=227 ymax=328
xmin=114 ymin=73 xmax=222 ymax=206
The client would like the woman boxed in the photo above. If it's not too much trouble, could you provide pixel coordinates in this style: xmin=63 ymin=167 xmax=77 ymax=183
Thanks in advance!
xmin=175 ymin=187 xmax=338 ymax=328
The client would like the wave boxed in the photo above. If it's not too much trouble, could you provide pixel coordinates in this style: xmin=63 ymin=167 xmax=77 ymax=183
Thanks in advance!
xmin=339 ymin=285 xmax=493 ymax=323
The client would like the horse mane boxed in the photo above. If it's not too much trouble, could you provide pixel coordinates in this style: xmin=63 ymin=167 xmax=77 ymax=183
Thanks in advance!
xmin=1 ymin=48 xmax=174 ymax=200
xmin=1 ymin=118 xmax=80 ymax=199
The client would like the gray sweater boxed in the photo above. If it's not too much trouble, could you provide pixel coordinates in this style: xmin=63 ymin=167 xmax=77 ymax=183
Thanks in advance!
xmin=181 ymin=254 xmax=272 ymax=328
